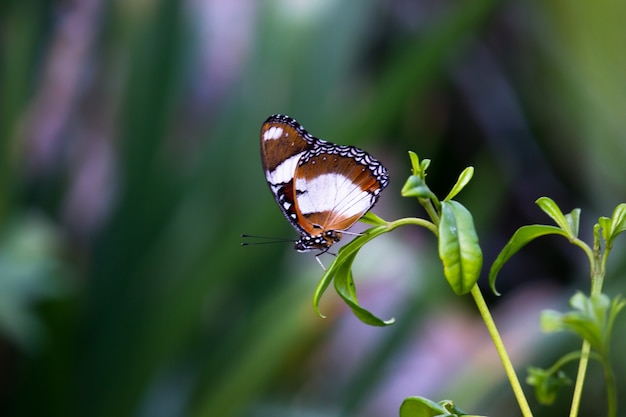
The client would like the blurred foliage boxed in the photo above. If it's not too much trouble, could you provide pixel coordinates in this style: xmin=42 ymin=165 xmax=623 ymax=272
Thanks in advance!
xmin=1 ymin=1 xmax=626 ymax=417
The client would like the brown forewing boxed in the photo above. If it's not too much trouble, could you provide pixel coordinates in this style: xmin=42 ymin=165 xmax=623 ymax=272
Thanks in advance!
xmin=260 ymin=120 xmax=310 ymax=174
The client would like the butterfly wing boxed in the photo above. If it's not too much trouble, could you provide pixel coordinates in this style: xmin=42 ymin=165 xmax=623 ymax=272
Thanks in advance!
xmin=260 ymin=114 xmax=389 ymax=249
xmin=260 ymin=115 xmax=315 ymax=235
xmin=293 ymin=146 xmax=388 ymax=236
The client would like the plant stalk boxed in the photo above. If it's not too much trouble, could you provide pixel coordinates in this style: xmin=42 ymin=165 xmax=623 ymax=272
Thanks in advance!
xmin=569 ymin=341 xmax=590 ymax=417
xmin=570 ymin=232 xmax=607 ymax=417
xmin=470 ymin=284 xmax=533 ymax=417
xmin=604 ymin=357 xmax=617 ymax=417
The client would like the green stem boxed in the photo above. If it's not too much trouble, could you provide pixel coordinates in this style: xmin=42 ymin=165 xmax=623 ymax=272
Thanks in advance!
xmin=471 ymin=285 xmax=533 ymax=417
xmin=386 ymin=217 xmax=438 ymax=236
xmin=604 ymin=357 xmax=617 ymax=417
xmin=547 ymin=350 xmax=603 ymax=375
xmin=569 ymin=341 xmax=590 ymax=417
xmin=569 ymin=228 xmax=609 ymax=417
xmin=571 ymin=237 xmax=595 ymax=271
xmin=419 ymin=197 xmax=440 ymax=225
xmin=595 ymin=244 xmax=617 ymax=417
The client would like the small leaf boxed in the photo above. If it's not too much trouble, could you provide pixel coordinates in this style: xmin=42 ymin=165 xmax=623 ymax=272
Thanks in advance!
xmin=399 ymin=396 xmax=449 ymax=417
xmin=489 ymin=225 xmax=569 ymax=295
xmin=359 ymin=211 xmax=388 ymax=226
xmin=569 ymin=291 xmax=588 ymax=311
xmin=599 ymin=216 xmax=612 ymax=244
xmin=408 ymin=151 xmax=421 ymax=176
xmin=540 ymin=309 xmax=566 ymax=333
xmin=402 ymin=175 xmax=437 ymax=200
xmin=606 ymin=295 xmax=626 ymax=347
xmin=603 ymin=204 xmax=626 ymax=247
xmin=565 ymin=208 xmax=581 ymax=238
xmin=443 ymin=167 xmax=474 ymax=201
xmin=539 ymin=292 xmax=612 ymax=353
xmin=400 ymin=397 xmax=480 ymax=417
xmin=438 ymin=201 xmax=482 ymax=295
xmin=438 ymin=400 xmax=474 ymax=415
xmin=536 ymin=197 xmax=573 ymax=235
xmin=406 ymin=151 xmax=430 ymax=178
xmin=609 ymin=295 xmax=626 ymax=321
xmin=526 ymin=366 xmax=571 ymax=405
xmin=611 ymin=204 xmax=626 ymax=234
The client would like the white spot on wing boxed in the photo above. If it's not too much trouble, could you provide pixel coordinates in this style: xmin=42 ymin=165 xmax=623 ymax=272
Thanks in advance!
xmin=263 ymin=126 xmax=284 ymax=141
xmin=266 ymin=152 xmax=303 ymax=184
xmin=296 ymin=173 xmax=373 ymax=221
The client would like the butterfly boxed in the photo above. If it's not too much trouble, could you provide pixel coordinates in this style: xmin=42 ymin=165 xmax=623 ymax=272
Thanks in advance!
xmin=260 ymin=114 xmax=389 ymax=254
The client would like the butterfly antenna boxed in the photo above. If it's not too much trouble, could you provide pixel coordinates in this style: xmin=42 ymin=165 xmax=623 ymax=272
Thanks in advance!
xmin=240 ymin=234 xmax=294 ymax=246
xmin=339 ymin=230 xmax=364 ymax=237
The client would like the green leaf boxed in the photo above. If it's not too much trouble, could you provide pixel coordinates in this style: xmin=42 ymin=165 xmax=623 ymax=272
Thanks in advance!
xmin=540 ymin=309 xmax=566 ymax=332
xmin=600 ymin=203 xmax=626 ymax=247
xmin=565 ymin=208 xmax=581 ymax=238
xmin=536 ymin=197 xmax=574 ymax=236
xmin=540 ymin=293 xmax=602 ymax=349
xmin=438 ymin=201 xmax=482 ymax=295
xmin=526 ymin=366 xmax=572 ymax=405
xmin=605 ymin=295 xmax=625 ymax=348
xmin=489 ymin=225 xmax=569 ymax=295
xmin=333 ymin=252 xmax=394 ymax=326
xmin=599 ymin=216 xmax=612 ymax=244
xmin=359 ymin=211 xmax=388 ymax=226
xmin=401 ymin=175 xmax=437 ymax=200
xmin=312 ymin=224 xmax=393 ymax=325
xmin=610 ymin=204 xmax=626 ymax=238
xmin=399 ymin=397 xmax=480 ymax=417
xmin=399 ymin=396 xmax=449 ymax=417
xmin=312 ymin=263 xmax=338 ymax=319
xmin=443 ymin=167 xmax=474 ymax=201
xmin=407 ymin=151 xmax=431 ymax=179
xmin=539 ymin=292 xmax=619 ymax=354
xmin=408 ymin=151 xmax=421 ymax=176
xmin=438 ymin=400 xmax=474 ymax=416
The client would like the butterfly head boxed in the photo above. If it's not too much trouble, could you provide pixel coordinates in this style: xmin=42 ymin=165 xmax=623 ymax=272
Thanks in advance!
xmin=294 ymin=230 xmax=342 ymax=253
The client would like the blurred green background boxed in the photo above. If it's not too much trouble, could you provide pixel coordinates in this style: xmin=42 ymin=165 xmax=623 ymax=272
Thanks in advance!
xmin=1 ymin=0 xmax=626 ymax=416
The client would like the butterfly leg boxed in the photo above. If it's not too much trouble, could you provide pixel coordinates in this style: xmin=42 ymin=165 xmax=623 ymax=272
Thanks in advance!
xmin=314 ymin=254 xmax=327 ymax=270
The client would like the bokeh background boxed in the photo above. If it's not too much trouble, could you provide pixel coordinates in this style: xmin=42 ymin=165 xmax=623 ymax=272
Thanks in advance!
xmin=1 ymin=0 xmax=626 ymax=416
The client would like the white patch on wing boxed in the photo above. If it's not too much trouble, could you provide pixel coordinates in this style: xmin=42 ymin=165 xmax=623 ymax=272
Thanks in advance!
xmin=296 ymin=173 xmax=373 ymax=221
xmin=263 ymin=126 xmax=284 ymax=141
xmin=266 ymin=152 xmax=303 ymax=184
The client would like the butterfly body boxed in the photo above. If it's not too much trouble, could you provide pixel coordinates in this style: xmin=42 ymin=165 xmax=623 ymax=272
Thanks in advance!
xmin=260 ymin=114 xmax=388 ymax=253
